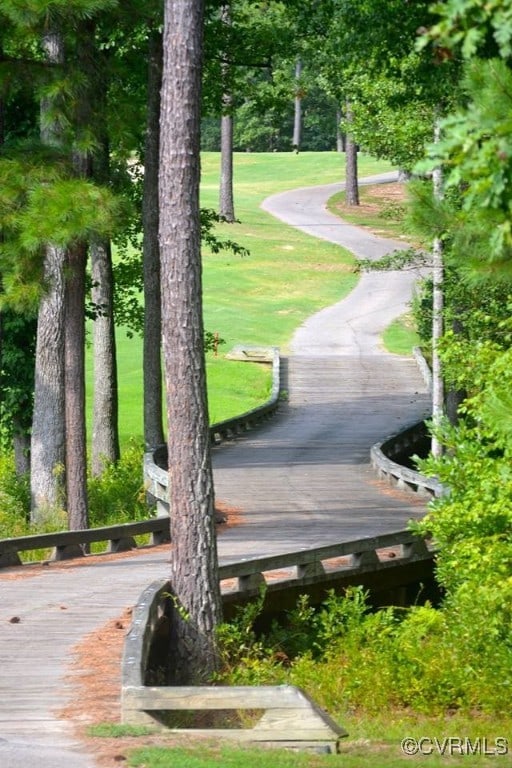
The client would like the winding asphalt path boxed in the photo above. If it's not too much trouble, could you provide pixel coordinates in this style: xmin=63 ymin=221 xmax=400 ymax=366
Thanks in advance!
xmin=0 ymin=173 xmax=430 ymax=767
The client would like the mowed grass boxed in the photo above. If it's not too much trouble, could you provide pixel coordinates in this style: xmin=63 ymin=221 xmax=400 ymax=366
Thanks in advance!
xmin=118 ymin=709 xmax=512 ymax=768
xmin=90 ymin=152 xmax=393 ymax=446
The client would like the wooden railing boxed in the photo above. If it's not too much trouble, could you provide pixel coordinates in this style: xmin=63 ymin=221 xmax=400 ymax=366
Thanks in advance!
xmin=0 ymin=346 xmax=279 ymax=568
xmin=371 ymin=420 xmax=444 ymax=499
xmin=144 ymin=346 xmax=280 ymax=514
xmin=0 ymin=517 xmax=171 ymax=568
xmin=121 ymin=528 xmax=433 ymax=750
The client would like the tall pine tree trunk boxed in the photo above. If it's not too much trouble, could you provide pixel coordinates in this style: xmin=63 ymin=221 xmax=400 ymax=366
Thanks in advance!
xmin=219 ymin=2 xmax=235 ymax=222
xmin=344 ymin=101 xmax=359 ymax=206
xmin=160 ymin=0 xmax=222 ymax=683
xmin=91 ymin=235 xmax=119 ymax=475
xmin=64 ymin=19 xmax=96 ymax=528
xmin=336 ymin=107 xmax=345 ymax=152
xmin=31 ymin=30 xmax=66 ymax=521
xmin=91 ymin=68 xmax=120 ymax=474
xmin=143 ymin=30 xmax=165 ymax=450
xmin=431 ymin=118 xmax=444 ymax=458
xmin=64 ymin=240 xmax=89 ymax=529
xmin=219 ymin=111 xmax=234 ymax=221
xmin=292 ymin=58 xmax=302 ymax=152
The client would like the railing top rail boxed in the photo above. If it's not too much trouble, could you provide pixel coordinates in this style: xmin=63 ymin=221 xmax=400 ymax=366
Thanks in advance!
xmin=0 ymin=517 xmax=167 ymax=554
xmin=217 ymin=529 xmax=425 ymax=579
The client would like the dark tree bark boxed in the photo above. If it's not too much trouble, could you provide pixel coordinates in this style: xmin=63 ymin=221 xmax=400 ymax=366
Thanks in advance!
xmin=91 ymin=234 xmax=120 ymax=475
xmin=31 ymin=30 xmax=67 ymax=521
xmin=160 ymin=0 xmax=222 ymax=683
xmin=64 ymin=240 xmax=89 ymax=529
xmin=143 ymin=30 xmax=165 ymax=450
xmin=219 ymin=2 xmax=235 ymax=222
xmin=219 ymin=111 xmax=235 ymax=221
xmin=292 ymin=58 xmax=302 ymax=152
xmin=64 ymin=19 xmax=96 ymax=529
xmin=91 ymin=71 xmax=120 ymax=474
xmin=344 ymin=102 xmax=359 ymax=206
xmin=31 ymin=244 xmax=66 ymax=519
xmin=336 ymin=107 xmax=345 ymax=152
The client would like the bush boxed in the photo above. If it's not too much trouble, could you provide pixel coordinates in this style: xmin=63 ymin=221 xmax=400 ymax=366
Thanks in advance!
xmin=0 ymin=452 xmax=31 ymax=538
xmin=87 ymin=441 xmax=148 ymax=527
xmin=0 ymin=442 xmax=148 ymax=540
xmin=217 ymin=582 xmax=512 ymax=717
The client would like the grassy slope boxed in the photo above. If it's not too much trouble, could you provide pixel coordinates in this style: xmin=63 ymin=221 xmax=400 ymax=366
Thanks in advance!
xmin=90 ymin=152 xmax=393 ymax=445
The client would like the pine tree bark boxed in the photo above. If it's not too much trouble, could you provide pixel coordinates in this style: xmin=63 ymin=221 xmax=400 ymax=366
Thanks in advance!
xmin=64 ymin=240 xmax=89 ymax=529
xmin=143 ymin=30 xmax=165 ymax=450
xmin=91 ymin=73 xmax=120 ymax=474
xmin=64 ymin=19 xmax=96 ymax=528
xmin=219 ymin=2 xmax=235 ymax=222
xmin=292 ymin=58 xmax=302 ymax=152
xmin=219 ymin=112 xmax=235 ymax=221
xmin=336 ymin=108 xmax=345 ymax=152
xmin=31 ymin=30 xmax=66 ymax=521
xmin=91 ymin=234 xmax=120 ymax=475
xmin=344 ymin=101 xmax=359 ymax=206
xmin=431 ymin=116 xmax=444 ymax=458
xmin=160 ymin=0 xmax=222 ymax=683
xmin=31 ymin=244 xmax=66 ymax=518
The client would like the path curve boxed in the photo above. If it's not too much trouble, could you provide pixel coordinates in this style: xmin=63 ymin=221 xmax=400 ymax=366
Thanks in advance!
xmin=0 ymin=174 xmax=430 ymax=767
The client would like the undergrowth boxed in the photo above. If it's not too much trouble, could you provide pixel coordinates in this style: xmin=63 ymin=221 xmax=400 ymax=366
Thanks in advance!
xmin=215 ymin=584 xmax=512 ymax=718
xmin=0 ymin=441 xmax=148 ymax=541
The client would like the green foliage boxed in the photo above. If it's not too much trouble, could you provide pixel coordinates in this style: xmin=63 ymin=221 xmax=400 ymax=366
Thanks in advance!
xmin=411 ymin=54 xmax=512 ymax=281
xmin=0 ymin=443 xmax=148 ymax=540
xmin=0 ymin=452 xmax=30 ymax=537
xmin=0 ymin=308 xmax=37 ymax=441
xmin=218 ymin=581 xmax=512 ymax=716
xmin=87 ymin=441 xmax=147 ymax=527
xmin=0 ymin=151 xmax=126 ymax=310
xmin=347 ymin=67 xmax=436 ymax=170
xmin=422 ymin=0 xmax=512 ymax=61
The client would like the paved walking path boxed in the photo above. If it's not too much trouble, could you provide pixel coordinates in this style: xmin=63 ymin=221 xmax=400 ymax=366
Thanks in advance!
xmin=0 ymin=173 xmax=430 ymax=767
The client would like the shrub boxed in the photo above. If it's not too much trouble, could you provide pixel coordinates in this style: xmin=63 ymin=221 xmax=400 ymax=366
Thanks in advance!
xmin=87 ymin=441 xmax=148 ymax=527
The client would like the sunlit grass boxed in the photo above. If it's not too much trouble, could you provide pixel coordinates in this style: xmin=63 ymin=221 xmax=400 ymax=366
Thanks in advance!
xmin=88 ymin=153 xmax=393 ymax=447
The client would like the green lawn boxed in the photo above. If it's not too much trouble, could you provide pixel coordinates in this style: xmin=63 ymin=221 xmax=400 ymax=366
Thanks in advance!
xmin=88 ymin=152 xmax=393 ymax=446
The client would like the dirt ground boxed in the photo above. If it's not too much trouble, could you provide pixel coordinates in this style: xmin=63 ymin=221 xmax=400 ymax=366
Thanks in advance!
xmin=50 ymin=500 xmax=244 ymax=766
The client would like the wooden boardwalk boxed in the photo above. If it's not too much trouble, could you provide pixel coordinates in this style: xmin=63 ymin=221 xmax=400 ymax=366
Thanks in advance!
xmin=0 ymin=175 xmax=430 ymax=767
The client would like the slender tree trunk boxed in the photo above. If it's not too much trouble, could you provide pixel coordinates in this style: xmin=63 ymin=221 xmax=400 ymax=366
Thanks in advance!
xmin=143 ymin=30 xmax=165 ymax=450
xmin=292 ymin=58 xmax=302 ymax=152
xmin=64 ymin=240 xmax=89 ymax=529
xmin=64 ymin=20 xmax=96 ymax=528
xmin=219 ymin=2 xmax=235 ymax=222
xmin=91 ymin=234 xmax=120 ymax=474
xmin=31 ymin=30 xmax=66 ymax=521
xmin=336 ymin=108 xmax=345 ymax=152
xmin=219 ymin=112 xmax=235 ymax=221
xmin=31 ymin=245 xmax=66 ymax=519
xmin=91 ymin=65 xmax=120 ymax=474
xmin=160 ymin=0 xmax=222 ymax=683
xmin=431 ymin=118 xmax=444 ymax=458
xmin=344 ymin=101 xmax=359 ymax=206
